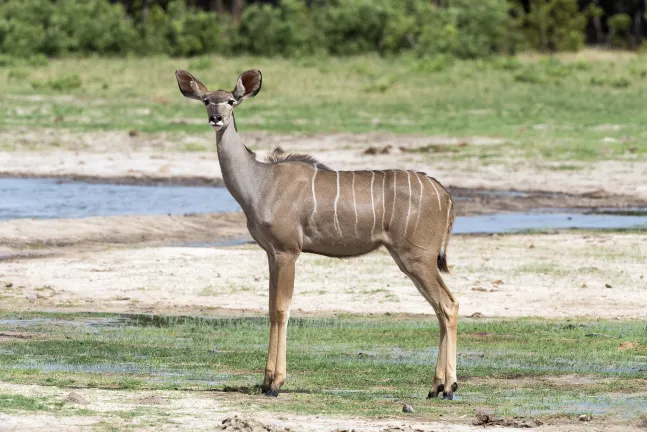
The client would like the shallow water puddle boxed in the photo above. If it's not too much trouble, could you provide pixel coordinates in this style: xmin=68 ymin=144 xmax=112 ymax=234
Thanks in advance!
xmin=453 ymin=211 xmax=647 ymax=234
xmin=2 ymin=177 xmax=647 ymax=234
xmin=0 ymin=177 xmax=239 ymax=220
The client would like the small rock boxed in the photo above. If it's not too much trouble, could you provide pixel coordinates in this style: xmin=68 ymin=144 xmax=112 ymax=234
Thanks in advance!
xmin=529 ymin=244 xmax=535 ymax=249
xmin=402 ymin=403 xmax=414 ymax=413
xmin=5 ymin=283 xmax=13 ymax=288
xmin=65 ymin=392 xmax=89 ymax=404
xmin=471 ymin=287 xmax=488 ymax=292
xmin=579 ymin=414 xmax=592 ymax=422
xmin=128 ymin=129 xmax=140 ymax=137
xmin=605 ymin=283 xmax=612 ymax=288
xmin=637 ymin=415 xmax=647 ymax=428
xmin=468 ymin=312 xmax=485 ymax=318
xmin=491 ymin=279 xmax=504 ymax=286
xmin=25 ymin=293 xmax=37 ymax=303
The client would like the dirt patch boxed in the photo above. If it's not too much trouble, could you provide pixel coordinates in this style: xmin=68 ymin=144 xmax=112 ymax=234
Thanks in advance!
xmin=0 ymin=331 xmax=37 ymax=342
xmin=1 ymin=232 xmax=646 ymax=319
xmin=473 ymin=409 xmax=542 ymax=428
xmin=448 ymin=187 xmax=647 ymax=216
xmin=0 ymin=212 xmax=248 ymax=250
xmin=136 ymin=394 xmax=168 ymax=405
xmin=216 ymin=415 xmax=290 ymax=432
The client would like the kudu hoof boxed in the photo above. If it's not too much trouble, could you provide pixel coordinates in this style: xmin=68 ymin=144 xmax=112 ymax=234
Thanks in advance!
xmin=442 ymin=383 xmax=459 ymax=400
xmin=262 ymin=389 xmax=279 ymax=397
xmin=427 ymin=384 xmax=444 ymax=399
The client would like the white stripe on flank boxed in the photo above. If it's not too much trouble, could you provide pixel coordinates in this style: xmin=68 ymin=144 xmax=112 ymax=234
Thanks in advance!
xmin=370 ymin=171 xmax=376 ymax=236
xmin=334 ymin=170 xmax=342 ymax=235
xmin=441 ymin=199 xmax=452 ymax=253
xmin=352 ymin=171 xmax=358 ymax=237
xmin=404 ymin=171 xmax=412 ymax=235
xmin=380 ymin=170 xmax=386 ymax=230
xmin=413 ymin=172 xmax=424 ymax=234
xmin=426 ymin=176 xmax=442 ymax=210
xmin=389 ymin=171 xmax=397 ymax=229
xmin=310 ymin=164 xmax=318 ymax=218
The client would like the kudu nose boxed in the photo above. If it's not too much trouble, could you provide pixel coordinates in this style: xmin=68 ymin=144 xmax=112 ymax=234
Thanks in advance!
xmin=209 ymin=115 xmax=223 ymax=125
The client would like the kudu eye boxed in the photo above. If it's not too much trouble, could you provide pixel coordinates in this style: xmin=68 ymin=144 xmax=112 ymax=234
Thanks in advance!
xmin=203 ymin=99 xmax=210 ymax=106
xmin=227 ymin=99 xmax=235 ymax=106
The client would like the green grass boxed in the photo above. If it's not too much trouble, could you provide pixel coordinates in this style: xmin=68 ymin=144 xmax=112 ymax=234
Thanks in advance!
xmin=0 ymin=394 xmax=52 ymax=412
xmin=0 ymin=311 xmax=646 ymax=421
xmin=1 ymin=52 xmax=646 ymax=162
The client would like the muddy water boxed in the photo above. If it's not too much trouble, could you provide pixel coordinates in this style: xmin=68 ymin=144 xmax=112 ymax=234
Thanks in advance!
xmin=2 ymin=178 xmax=647 ymax=234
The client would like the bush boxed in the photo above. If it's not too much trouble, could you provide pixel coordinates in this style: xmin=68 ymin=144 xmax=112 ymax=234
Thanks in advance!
xmin=515 ymin=0 xmax=586 ymax=52
xmin=312 ymin=0 xmax=392 ymax=56
xmin=141 ymin=0 xmax=228 ymax=56
xmin=236 ymin=0 xmax=321 ymax=57
xmin=381 ymin=0 xmax=512 ymax=59
xmin=0 ymin=0 xmax=137 ymax=56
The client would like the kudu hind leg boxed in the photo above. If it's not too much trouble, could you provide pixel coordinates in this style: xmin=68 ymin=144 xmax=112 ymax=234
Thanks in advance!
xmin=263 ymin=252 xmax=297 ymax=397
xmin=387 ymin=248 xmax=454 ymax=399
xmin=438 ymin=272 xmax=459 ymax=399
xmin=410 ymin=278 xmax=447 ymax=398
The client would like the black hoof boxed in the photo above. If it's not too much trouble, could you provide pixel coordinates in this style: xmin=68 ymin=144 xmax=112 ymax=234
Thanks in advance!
xmin=427 ymin=384 xmax=444 ymax=399
xmin=442 ymin=391 xmax=453 ymax=400
xmin=263 ymin=388 xmax=279 ymax=397
xmin=451 ymin=382 xmax=458 ymax=392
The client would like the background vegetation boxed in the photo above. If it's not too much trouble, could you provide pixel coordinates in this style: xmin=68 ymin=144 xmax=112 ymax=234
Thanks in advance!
xmin=0 ymin=0 xmax=646 ymax=58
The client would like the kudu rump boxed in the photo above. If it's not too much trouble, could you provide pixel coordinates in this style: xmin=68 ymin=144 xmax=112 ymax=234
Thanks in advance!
xmin=175 ymin=69 xmax=459 ymax=399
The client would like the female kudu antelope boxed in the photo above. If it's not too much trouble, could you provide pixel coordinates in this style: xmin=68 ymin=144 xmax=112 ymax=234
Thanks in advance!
xmin=175 ymin=69 xmax=459 ymax=400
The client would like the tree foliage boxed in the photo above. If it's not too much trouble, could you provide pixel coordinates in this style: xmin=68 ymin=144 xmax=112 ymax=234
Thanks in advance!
xmin=0 ymin=0 xmax=644 ymax=58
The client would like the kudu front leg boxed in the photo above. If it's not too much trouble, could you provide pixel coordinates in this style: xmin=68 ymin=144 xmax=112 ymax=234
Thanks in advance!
xmin=263 ymin=252 xmax=297 ymax=397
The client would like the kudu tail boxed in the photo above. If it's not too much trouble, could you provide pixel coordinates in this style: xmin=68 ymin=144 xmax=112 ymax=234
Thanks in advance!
xmin=437 ymin=197 xmax=455 ymax=274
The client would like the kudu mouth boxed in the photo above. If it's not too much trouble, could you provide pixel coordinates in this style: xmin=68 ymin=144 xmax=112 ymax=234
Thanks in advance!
xmin=209 ymin=115 xmax=224 ymax=128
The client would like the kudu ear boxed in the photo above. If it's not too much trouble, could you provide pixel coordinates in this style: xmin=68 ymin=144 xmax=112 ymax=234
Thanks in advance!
xmin=232 ymin=69 xmax=262 ymax=105
xmin=175 ymin=70 xmax=209 ymax=101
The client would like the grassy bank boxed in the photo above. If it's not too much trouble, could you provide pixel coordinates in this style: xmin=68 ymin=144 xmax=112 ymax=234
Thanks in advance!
xmin=0 ymin=51 xmax=646 ymax=163
xmin=1 ymin=312 xmax=646 ymax=422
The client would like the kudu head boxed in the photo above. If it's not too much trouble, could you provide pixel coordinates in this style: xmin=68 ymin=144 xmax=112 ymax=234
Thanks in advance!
xmin=175 ymin=69 xmax=262 ymax=132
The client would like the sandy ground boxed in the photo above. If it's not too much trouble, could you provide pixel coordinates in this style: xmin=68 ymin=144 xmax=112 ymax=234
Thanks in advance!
xmin=1 ymin=231 xmax=645 ymax=319
xmin=2 ymin=129 xmax=647 ymax=431
xmin=2 ymin=129 xmax=647 ymax=200
xmin=0 ymin=383 xmax=640 ymax=432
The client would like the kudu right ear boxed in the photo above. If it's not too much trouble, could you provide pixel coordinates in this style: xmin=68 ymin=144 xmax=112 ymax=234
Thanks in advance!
xmin=232 ymin=69 xmax=262 ymax=105
xmin=175 ymin=70 xmax=209 ymax=101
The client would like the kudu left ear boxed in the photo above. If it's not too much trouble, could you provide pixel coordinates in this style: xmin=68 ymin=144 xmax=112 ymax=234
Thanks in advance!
xmin=232 ymin=69 xmax=262 ymax=105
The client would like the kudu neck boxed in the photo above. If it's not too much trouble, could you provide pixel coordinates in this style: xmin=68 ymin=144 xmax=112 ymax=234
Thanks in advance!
xmin=215 ymin=122 xmax=264 ymax=211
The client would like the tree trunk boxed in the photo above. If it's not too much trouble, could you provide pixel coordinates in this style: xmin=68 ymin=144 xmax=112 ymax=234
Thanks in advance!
xmin=142 ymin=0 xmax=150 ymax=22
xmin=232 ymin=0 xmax=245 ymax=25
xmin=210 ymin=0 xmax=225 ymax=13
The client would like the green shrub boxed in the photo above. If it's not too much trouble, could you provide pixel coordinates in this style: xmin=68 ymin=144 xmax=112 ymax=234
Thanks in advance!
xmin=236 ymin=0 xmax=321 ymax=57
xmin=381 ymin=0 xmax=512 ymax=59
xmin=0 ymin=0 xmax=137 ymax=56
xmin=608 ymin=14 xmax=632 ymax=48
xmin=312 ymin=0 xmax=392 ymax=56
xmin=516 ymin=0 xmax=586 ymax=52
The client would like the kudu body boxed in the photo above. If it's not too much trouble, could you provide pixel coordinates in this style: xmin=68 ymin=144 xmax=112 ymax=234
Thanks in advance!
xmin=175 ymin=69 xmax=459 ymax=399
